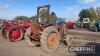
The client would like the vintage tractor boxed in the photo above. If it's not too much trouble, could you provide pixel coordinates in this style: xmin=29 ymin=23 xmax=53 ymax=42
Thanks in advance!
xmin=1 ymin=20 xmax=31 ymax=41
xmin=24 ymin=5 xmax=70 ymax=52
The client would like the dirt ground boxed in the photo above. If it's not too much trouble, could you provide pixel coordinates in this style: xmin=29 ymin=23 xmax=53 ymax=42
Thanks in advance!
xmin=0 ymin=29 xmax=100 ymax=56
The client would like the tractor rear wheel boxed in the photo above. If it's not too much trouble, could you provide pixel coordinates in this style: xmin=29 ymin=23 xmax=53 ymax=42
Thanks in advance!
xmin=41 ymin=26 xmax=60 ymax=53
xmin=7 ymin=26 xmax=24 ymax=42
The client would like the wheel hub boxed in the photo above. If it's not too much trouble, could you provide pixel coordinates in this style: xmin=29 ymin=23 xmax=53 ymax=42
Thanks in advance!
xmin=11 ymin=29 xmax=21 ymax=40
xmin=48 ymin=32 xmax=58 ymax=49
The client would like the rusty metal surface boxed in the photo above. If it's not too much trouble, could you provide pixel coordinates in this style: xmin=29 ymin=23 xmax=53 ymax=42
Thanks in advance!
xmin=31 ymin=22 xmax=41 ymax=41
xmin=58 ymin=24 xmax=68 ymax=36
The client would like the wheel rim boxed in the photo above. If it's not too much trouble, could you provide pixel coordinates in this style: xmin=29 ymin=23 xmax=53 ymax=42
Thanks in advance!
xmin=47 ymin=32 xmax=58 ymax=49
xmin=9 ymin=28 xmax=21 ymax=40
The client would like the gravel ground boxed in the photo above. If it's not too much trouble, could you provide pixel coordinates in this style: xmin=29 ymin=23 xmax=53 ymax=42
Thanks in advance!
xmin=0 ymin=29 xmax=100 ymax=56
xmin=0 ymin=35 xmax=76 ymax=56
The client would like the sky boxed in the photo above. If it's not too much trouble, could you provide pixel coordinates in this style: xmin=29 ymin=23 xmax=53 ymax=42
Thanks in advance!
xmin=0 ymin=0 xmax=100 ymax=21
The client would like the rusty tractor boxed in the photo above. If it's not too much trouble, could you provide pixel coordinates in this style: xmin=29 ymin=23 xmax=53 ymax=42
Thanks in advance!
xmin=1 ymin=5 xmax=72 ymax=52
xmin=24 ymin=5 xmax=71 ymax=52
xmin=1 ymin=20 xmax=31 ymax=42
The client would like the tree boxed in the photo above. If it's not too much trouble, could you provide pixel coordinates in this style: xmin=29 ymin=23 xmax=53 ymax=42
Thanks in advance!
xmin=29 ymin=15 xmax=37 ymax=20
xmin=89 ymin=7 xmax=99 ymax=23
xmin=79 ymin=9 xmax=91 ymax=22
xmin=96 ymin=7 xmax=100 ymax=17
xmin=14 ymin=16 xmax=29 ymax=20
xmin=50 ymin=12 xmax=57 ymax=19
xmin=79 ymin=7 xmax=100 ymax=23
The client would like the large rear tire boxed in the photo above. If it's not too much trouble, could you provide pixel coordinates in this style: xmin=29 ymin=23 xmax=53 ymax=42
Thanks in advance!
xmin=41 ymin=26 xmax=60 ymax=53
xmin=7 ymin=26 xmax=24 ymax=42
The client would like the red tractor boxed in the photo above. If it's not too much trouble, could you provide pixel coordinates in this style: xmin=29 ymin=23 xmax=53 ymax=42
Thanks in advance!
xmin=66 ymin=21 xmax=75 ymax=29
xmin=1 ymin=5 xmax=72 ymax=52
xmin=1 ymin=20 xmax=31 ymax=42
xmin=24 ymin=5 xmax=71 ymax=52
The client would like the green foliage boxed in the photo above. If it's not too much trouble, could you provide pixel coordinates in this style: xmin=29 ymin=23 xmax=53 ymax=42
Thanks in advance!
xmin=79 ymin=7 xmax=100 ymax=23
xmin=30 ymin=15 xmax=37 ymax=20
xmin=14 ymin=16 xmax=29 ymax=20
xmin=79 ymin=9 xmax=91 ymax=22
